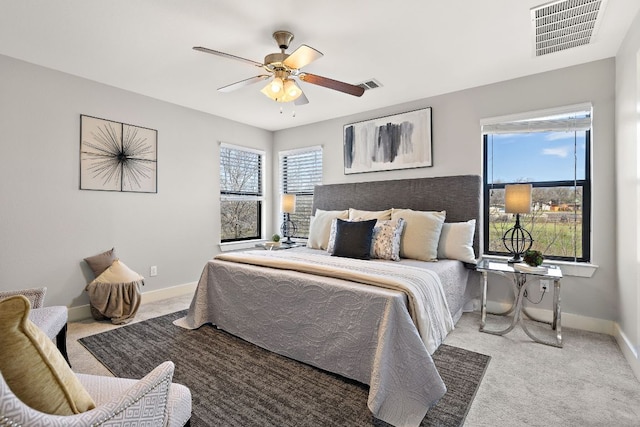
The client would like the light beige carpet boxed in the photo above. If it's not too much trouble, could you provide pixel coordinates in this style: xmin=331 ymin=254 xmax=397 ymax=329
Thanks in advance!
xmin=68 ymin=295 xmax=640 ymax=426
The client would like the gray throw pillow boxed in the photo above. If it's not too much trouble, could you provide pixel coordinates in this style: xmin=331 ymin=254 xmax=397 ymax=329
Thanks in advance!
xmin=83 ymin=247 xmax=116 ymax=278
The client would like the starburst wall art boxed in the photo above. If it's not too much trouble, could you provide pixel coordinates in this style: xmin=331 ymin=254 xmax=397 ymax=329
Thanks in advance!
xmin=80 ymin=115 xmax=157 ymax=193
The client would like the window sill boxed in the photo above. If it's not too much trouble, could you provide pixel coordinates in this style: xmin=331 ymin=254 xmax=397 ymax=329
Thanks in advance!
xmin=219 ymin=239 xmax=308 ymax=253
xmin=219 ymin=240 xmax=264 ymax=252
xmin=480 ymin=254 xmax=598 ymax=278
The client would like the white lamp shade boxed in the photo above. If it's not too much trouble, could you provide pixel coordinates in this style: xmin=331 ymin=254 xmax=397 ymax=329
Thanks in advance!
xmin=281 ymin=194 xmax=296 ymax=214
xmin=504 ymin=184 xmax=532 ymax=214
xmin=261 ymin=81 xmax=282 ymax=101
xmin=283 ymin=79 xmax=302 ymax=100
xmin=261 ymin=78 xmax=302 ymax=103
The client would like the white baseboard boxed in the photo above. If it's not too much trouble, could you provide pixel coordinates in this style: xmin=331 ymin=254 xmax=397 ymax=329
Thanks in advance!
xmin=614 ymin=324 xmax=640 ymax=382
xmin=68 ymin=281 xmax=197 ymax=322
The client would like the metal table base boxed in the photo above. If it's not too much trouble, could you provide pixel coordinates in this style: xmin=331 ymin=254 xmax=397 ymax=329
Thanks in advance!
xmin=479 ymin=263 xmax=562 ymax=348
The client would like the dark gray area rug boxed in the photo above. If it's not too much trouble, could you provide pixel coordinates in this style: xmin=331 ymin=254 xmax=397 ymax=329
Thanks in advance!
xmin=79 ymin=310 xmax=490 ymax=427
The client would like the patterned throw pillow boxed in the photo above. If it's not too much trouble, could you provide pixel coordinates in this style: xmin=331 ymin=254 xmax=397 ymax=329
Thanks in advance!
xmin=370 ymin=218 xmax=406 ymax=261
xmin=326 ymin=218 xmax=340 ymax=254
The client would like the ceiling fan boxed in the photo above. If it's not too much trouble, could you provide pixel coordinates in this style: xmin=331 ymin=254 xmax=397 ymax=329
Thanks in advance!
xmin=193 ymin=30 xmax=365 ymax=105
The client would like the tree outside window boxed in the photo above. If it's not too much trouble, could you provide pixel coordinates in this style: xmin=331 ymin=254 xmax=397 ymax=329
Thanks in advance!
xmin=220 ymin=145 xmax=263 ymax=242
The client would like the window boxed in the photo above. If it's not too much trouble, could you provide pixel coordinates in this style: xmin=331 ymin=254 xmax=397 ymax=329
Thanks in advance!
xmin=482 ymin=105 xmax=591 ymax=262
xmin=279 ymin=146 xmax=323 ymax=238
xmin=219 ymin=144 xmax=264 ymax=242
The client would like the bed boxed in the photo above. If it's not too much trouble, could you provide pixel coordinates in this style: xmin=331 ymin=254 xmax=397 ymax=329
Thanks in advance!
xmin=178 ymin=175 xmax=482 ymax=427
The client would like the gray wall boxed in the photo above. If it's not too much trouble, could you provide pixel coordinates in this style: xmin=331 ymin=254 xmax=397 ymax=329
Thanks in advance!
xmin=615 ymin=11 xmax=640 ymax=361
xmin=0 ymin=51 xmax=622 ymax=325
xmin=274 ymin=59 xmax=618 ymax=323
xmin=0 ymin=54 xmax=273 ymax=308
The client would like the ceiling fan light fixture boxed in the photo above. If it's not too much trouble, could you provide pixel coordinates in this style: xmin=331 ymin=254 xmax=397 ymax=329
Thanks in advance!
xmin=260 ymin=82 xmax=280 ymax=101
xmin=261 ymin=78 xmax=302 ymax=103
xmin=284 ymin=79 xmax=301 ymax=99
xmin=270 ymin=77 xmax=283 ymax=93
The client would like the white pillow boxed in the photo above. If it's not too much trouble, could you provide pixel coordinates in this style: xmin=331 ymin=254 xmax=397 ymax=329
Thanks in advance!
xmin=437 ymin=220 xmax=477 ymax=264
xmin=307 ymin=209 xmax=349 ymax=250
xmin=348 ymin=208 xmax=392 ymax=221
xmin=391 ymin=209 xmax=446 ymax=261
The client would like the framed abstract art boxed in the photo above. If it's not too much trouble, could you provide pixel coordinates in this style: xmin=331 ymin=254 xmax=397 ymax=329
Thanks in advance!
xmin=80 ymin=115 xmax=157 ymax=193
xmin=343 ymin=107 xmax=432 ymax=174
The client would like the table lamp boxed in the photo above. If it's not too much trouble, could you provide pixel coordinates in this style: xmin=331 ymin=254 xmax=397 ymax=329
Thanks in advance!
xmin=502 ymin=184 xmax=534 ymax=263
xmin=280 ymin=194 xmax=297 ymax=244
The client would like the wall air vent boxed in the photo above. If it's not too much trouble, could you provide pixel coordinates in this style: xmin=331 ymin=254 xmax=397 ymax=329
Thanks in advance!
xmin=357 ymin=79 xmax=383 ymax=91
xmin=531 ymin=0 xmax=607 ymax=56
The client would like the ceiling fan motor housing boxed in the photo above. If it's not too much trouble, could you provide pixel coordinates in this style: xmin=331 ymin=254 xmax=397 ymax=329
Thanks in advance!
xmin=273 ymin=30 xmax=294 ymax=50
xmin=264 ymin=52 xmax=289 ymax=68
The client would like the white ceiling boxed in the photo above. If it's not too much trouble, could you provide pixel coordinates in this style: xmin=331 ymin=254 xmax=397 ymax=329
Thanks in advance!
xmin=1 ymin=1 xmax=637 ymax=131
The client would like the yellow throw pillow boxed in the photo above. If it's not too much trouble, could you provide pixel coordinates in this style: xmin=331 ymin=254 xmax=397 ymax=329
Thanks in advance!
xmin=90 ymin=259 xmax=144 ymax=285
xmin=0 ymin=295 xmax=96 ymax=415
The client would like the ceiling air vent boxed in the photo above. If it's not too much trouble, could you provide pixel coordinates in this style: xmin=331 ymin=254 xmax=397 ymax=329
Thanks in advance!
xmin=357 ymin=79 xmax=383 ymax=91
xmin=531 ymin=0 xmax=607 ymax=56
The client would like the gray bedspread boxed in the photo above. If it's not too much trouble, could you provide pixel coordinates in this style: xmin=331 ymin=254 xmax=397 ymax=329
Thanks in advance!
xmin=176 ymin=248 xmax=474 ymax=426
xmin=214 ymin=249 xmax=454 ymax=353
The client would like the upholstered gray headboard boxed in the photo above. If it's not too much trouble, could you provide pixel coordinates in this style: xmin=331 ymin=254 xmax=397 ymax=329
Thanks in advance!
xmin=312 ymin=175 xmax=482 ymax=256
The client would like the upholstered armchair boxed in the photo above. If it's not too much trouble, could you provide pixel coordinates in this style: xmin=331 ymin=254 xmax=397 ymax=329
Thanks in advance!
xmin=0 ymin=295 xmax=192 ymax=426
xmin=0 ymin=287 xmax=70 ymax=365
xmin=0 ymin=361 xmax=192 ymax=426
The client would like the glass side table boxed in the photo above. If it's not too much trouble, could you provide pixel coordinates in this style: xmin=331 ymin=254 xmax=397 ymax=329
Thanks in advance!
xmin=254 ymin=242 xmax=304 ymax=250
xmin=477 ymin=258 xmax=563 ymax=348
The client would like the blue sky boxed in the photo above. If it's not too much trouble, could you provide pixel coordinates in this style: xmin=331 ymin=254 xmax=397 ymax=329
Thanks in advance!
xmin=486 ymin=131 xmax=587 ymax=183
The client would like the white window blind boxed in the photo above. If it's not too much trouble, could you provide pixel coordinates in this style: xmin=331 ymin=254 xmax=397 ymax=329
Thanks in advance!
xmin=279 ymin=146 xmax=323 ymax=238
xmin=482 ymin=115 xmax=591 ymax=134
xmin=481 ymin=103 xmax=592 ymax=134
xmin=220 ymin=144 xmax=263 ymax=199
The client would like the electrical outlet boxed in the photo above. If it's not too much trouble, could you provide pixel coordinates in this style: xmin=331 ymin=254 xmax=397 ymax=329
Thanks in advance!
xmin=540 ymin=279 xmax=550 ymax=293
xmin=150 ymin=266 xmax=158 ymax=277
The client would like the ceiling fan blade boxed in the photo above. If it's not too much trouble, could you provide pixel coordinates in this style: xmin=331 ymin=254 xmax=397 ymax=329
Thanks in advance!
xmin=299 ymin=73 xmax=365 ymax=97
xmin=294 ymin=91 xmax=309 ymax=105
xmin=293 ymin=81 xmax=309 ymax=105
xmin=218 ymin=75 xmax=271 ymax=93
xmin=193 ymin=46 xmax=264 ymax=68
xmin=283 ymin=45 xmax=323 ymax=70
